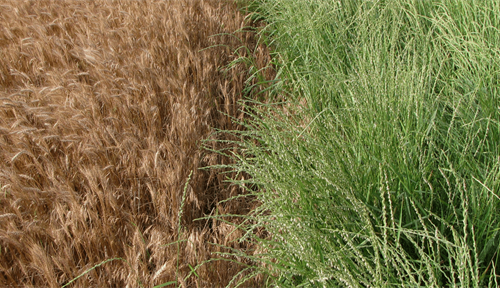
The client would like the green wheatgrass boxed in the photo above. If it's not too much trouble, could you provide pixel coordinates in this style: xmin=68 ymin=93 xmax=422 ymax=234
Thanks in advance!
xmin=228 ymin=0 xmax=500 ymax=287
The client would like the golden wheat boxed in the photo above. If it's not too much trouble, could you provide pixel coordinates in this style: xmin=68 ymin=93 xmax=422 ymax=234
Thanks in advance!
xmin=0 ymin=0 xmax=273 ymax=286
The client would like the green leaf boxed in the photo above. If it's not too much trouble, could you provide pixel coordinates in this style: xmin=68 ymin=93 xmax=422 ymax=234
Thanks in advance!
xmin=152 ymin=281 xmax=177 ymax=288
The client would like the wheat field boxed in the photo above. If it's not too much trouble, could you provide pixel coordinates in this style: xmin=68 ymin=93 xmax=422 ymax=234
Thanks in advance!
xmin=0 ymin=0 xmax=273 ymax=287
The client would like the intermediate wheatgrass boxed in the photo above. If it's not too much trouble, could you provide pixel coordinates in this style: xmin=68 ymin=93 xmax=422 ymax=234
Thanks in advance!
xmin=229 ymin=0 xmax=500 ymax=286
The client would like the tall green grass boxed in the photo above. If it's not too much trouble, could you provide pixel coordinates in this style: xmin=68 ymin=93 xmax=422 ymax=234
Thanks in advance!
xmin=229 ymin=0 xmax=500 ymax=286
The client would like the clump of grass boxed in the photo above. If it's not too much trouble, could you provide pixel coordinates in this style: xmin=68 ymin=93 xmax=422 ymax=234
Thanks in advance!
xmin=0 ymin=0 xmax=272 ymax=287
xmin=230 ymin=0 xmax=500 ymax=286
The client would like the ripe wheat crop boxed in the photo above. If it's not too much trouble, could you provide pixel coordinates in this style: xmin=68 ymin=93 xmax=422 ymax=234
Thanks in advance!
xmin=0 ymin=0 xmax=273 ymax=287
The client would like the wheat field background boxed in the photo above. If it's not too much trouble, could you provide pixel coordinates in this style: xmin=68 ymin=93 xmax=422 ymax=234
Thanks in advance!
xmin=0 ymin=0 xmax=273 ymax=287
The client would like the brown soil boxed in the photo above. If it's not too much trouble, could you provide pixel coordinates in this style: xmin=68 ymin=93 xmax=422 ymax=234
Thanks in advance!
xmin=0 ymin=0 xmax=273 ymax=287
